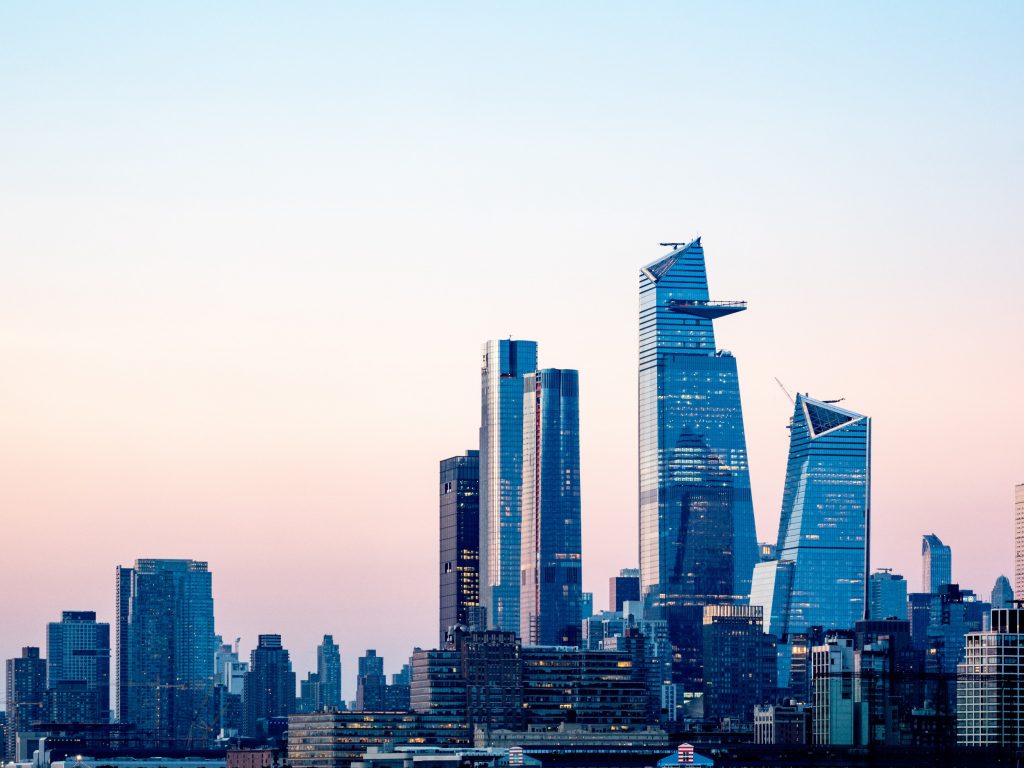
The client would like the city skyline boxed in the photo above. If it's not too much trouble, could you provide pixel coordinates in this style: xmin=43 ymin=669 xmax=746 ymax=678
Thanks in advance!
xmin=2 ymin=2 xmax=1023 ymax=704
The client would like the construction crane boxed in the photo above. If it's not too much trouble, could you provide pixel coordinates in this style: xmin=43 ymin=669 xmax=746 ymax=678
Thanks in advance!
xmin=774 ymin=377 xmax=795 ymax=405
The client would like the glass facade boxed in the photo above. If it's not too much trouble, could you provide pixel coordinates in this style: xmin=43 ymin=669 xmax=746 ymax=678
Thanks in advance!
xmin=244 ymin=634 xmax=296 ymax=737
xmin=638 ymin=238 xmax=757 ymax=685
xmin=869 ymin=571 xmax=908 ymax=621
xmin=115 ymin=559 xmax=216 ymax=750
xmin=316 ymin=635 xmax=342 ymax=710
xmin=751 ymin=395 xmax=870 ymax=638
xmin=46 ymin=611 xmax=111 ymax=723
xmin=439 ymin=450 xmax=481 ymax=646
xmin=520 ymin=368 xmax=582 ymax=646
xmin=479 ymin=339 xmax=538 ymax=634
xmin=922 ymin=533 xmax=952 ymax=594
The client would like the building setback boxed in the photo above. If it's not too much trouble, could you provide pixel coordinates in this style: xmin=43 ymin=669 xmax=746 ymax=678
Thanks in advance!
xmin=46 ymin=611 xmax=111 ymax=724
xmin=637 ymin=238 xmax=758 ymax=688
xmin=479 ymin=339 xmax=538 ymax=634
xmin=520 ymin=368 xmax=582 ymax=646
xmin=243 ymin=635 xmax=296 ymax=739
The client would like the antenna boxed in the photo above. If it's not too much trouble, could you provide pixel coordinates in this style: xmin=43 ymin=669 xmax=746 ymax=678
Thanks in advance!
xmin=774 ymin=378 xmax=795 ymax=405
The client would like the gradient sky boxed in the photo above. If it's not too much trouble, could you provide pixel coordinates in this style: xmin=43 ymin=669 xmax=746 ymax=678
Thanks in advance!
xmin=2 ymin=2 xmax=1022 ymax=701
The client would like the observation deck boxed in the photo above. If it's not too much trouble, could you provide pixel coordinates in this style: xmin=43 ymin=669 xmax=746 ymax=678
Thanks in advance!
xmin=666 ymin=299 xmax=747 ymax=319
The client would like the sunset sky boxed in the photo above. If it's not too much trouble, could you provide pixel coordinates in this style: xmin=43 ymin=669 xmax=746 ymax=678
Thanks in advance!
xmin=2 ymin=2 xmax=1022 ymax=699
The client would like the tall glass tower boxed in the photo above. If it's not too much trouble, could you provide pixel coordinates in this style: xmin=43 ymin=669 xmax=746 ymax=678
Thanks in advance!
xmin=439 ymin=450 xmax=481 ymax=646
xmin=750 ymin=394 xmax=871 ymax=637
xmin=922 ymin=533 xmax=952 ymax=593
xmin=638 ymin=238 xmax=757 ymax=685
xmin=317 ymin=635 xmax=342 ymax=710
xmin=520 ymin=368 xmax=582 ymax=646
xmin=480 ymin=339 xmax=538 ymax=634
xmin=115 ymin=559 xmax=216 ymax=749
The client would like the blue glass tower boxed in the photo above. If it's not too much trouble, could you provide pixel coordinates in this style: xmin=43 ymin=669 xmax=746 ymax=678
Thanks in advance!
xmin=480 ymin=339 xmax=538 ymax=634
xmin=638 ymin=238 xmax=757 ymax=685
xmin=115 ymin=559 xmax=216 ymax=749
xmin=922 ymin=533 xmax=952 ymax=594
xmin=750 ymin=395 xmax=871 ymax=638
xmin=520 ymin=368 xmax=582 ymax=646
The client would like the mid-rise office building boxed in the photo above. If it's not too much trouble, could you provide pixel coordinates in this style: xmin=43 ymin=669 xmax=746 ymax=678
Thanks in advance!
xmin=356 ymin=650 xmax=387 ymax=711
xmin=5 ymin=647 xmax=46 ymax=758
xmin=453 ymin=628 xmax=522 ymax=733
xmin=701 ymin=605 xmax=777 ymax=723
xmin=609 ymin=569 xmax=641 ymax=613
xmin=244 ymin=635 xmax=296 ymax=739
xmin=46 ymin=611 xmax=110 ymax=723
xmin=439 ymin=451 xmax=481 ymax=646
xmin=958 ymin=606 xmax=1024 ymax=745
xmin=520 ymin=368 xmax=582 ymax=646
xmin=992 ymin=574 xmax=1015 ymax=609
xmin=812 ymin=633 xmax=856 ymax=745
xmin=869 ymin=571 xmax=908 ymax=621
xmin=520 ymin=646 xmax=647 ymax=728
xmin=480 ymin=339 xmax=538 ymax=634
xmin=115 ymin=558 xmax=216 ymax=750
xmin=922 ymin=534 xmax=952 ymax=594
xmin=410 ymin=650 xmax=467 ymax=722
xmin=754 ymin=702 xmax=811 ymax=745
xmin=751 ymin=395 xmax=870 ymax=637
xmin=638 ymin=238 xmax=758 ymax=688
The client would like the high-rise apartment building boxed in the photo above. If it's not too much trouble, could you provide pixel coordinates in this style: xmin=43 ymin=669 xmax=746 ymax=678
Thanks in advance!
xmin=958 ymin=607 xmax=1024 ymax=745
xmin=243 ymin=634 xmax=296 ymax=738
xmin=751 ymin=395 xmax=870 ymax=637
xmin=317 ymin=635 xmax=342 ymax=710
xmin=479 ymin=339 xmax=538 ymax=634
xmin=869 ymin=571 xmax=908 ymax=621
xmin=609 ymin=569 xmax=641 ymax=613
xmin=701 ymin=605 xmax=777 ymax=723
xmin=115 ymin=559 xmax=216 ymax=750
xmin=520 ymin=368 xmax=582 ymax=646
xmin=46 ymin=611 xmax=110 ymax=723
xmin=638 ymin=238 xmax=758 ymax=686
xmin=1015 ymin=485 xmax=1024 ymax=596
xmin=922 ymin=534 xmax=952 ymax=594
xmin=355 ymin=650 xmax=386 ymax=711
xmin=5 ymin=647 xmax=46 ymax=758
xmin=439 ymin=450 xmax=481 ymax=646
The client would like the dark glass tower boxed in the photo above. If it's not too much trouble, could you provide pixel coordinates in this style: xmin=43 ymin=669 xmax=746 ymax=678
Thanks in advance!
xmin=46 ymin=611 xmax=110 ymax=723
xmin=638 ymin=238 xmax=757 ymax=685
xmin=115 ymin=559 xmax=216 ymax=749
xmin=520 ymin=368 xmax=582 ymax=646
xmin=355 ymin=650 xmax=386 ymax=711
xmin=5 ymin=647 xmax=46 ymax=759
xmin=317 ymin=635 xmax=342 ymax=710
xmin=244 ymin=634 xmax=296 ymax=737
xmin=440 ymin=450 xmax=481 ymax=646
xmin=922 ymin=533 xmax=952 ymax=594
xmin=479 ymin=339 xmax=538 ymax=634
xmin=751 ymin=395 xmax=871 ymax=636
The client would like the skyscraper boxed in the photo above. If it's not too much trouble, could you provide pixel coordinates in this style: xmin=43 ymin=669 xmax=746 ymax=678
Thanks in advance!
xmin=922 ymin=534 xmax=952 ymax=594
xmin=5 ymin=647 xmax=46 ymax=758
xmin=1014 ymin=485 xmax=1024 ymax=596
xmin=869 ymin=571 xmax=908 ymax=621
xmin=317 ymin=635 xmax=342 ymax=710
xmin=520 ymin=368 xmax=582 ymax=646
xmin=958 ymin=607 xmax=1024 ymax=746
xmin=439 ymin=450 xmax=481 ymax=646
xmin=479 ymin=339 xmax=538 ymax=634
xmin=46 ymin=611 xmax=110 ymax=723
xmin=750 ymin=395 xmax=870 ymax=637
xmin=115 ymin=559 xmax=216 ymax=750
xmin=609 ymin=569 xmax=641 ymax=613
xmin=992 ymin=575 xmax=1015 ymax=609
xmin=638 ymin=238 xmax=757 ymax=685
xmin=243 ymin=634 xmax=296 ymax=738
xmin=355 ymin=650 xmax=386 ymax=711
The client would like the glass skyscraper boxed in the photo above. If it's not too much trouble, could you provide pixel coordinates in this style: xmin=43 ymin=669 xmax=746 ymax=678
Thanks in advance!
xmin=317 ymin=635 xmax=343 ymax=710
xmin=115 ymin=559 xmax=216 ymax=749
xmin=922 ymin=533 xmax=952 ymax=594
xmin=638 ymin=238 xmax=757 ymax=685
xmin=439 ymin=450 xmax=481 ymax=646
xmin=46 ymin=610 xmax=111 ymax=723
xmin=520 ymin=368 xmax=582 ymax=646
xmin=480 ymin=339 xmax=538 ymax=634
xmin=750 ymin=394 xmax=870 ymax=638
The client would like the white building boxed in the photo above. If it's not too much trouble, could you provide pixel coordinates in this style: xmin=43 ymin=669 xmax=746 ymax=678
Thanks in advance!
xmin=957 ymin=607 xmax=1024 ymax=745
